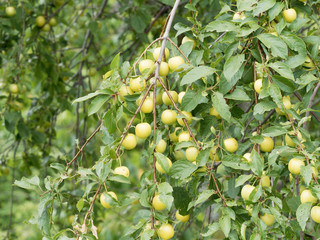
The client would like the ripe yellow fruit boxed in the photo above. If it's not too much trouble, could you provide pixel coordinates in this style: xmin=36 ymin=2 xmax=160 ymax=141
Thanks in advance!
xmin=169 ymin=128 xmax=180 ymax=142
xmin=210 ymin=147 xmax=220 ymax=161
xmin=243 ymin=153 xmax=252 ymax=162
xmin=282 ymin=9 xmax=297 ymax=23
xmin=209 ymin=107 xmax=220 ymax=118
xmin=100 ymin=191 xmax=118 ymax=208
xmin=246 ymin=205 xmax=253 ymax=215
xmin=168 ymin=56 xmax=185 ymax=72
xmin=9 ymin=84 xmax=19 ymax=94
xmin=161 ymin=110 xmax=177 ymax=125
xmin=233 ymin=12 xmax=246 ymax=20
xmin=152 ymin=194 xmax=166 ymax=211
xmin=174 ymin=150 xmax=185 ymax=160
xmin=261 ymin=175 xmax=271 ymax=187
xmin=178 ymin=92 xmax=185 ymax=104
xmin=260 ymin=137 xmax=274 ymax=152
xmin=285 ymin=134 xmax=296 ymax=147
xmin=42 ymin=24 xmax=51 ymax=32
xmin=119 ymin=85 xmax=133 ymax=101
xmin=260 ymin=213 xmax=275 ymax=226
xmin=49 ymin=17 xmax=58 ymax=26
xmin=178 ymin=131 xmax=191 ymax=142
xmin=186 ymin=147 xmax=199 ymax=162
xmin=156 ymin=157 xmax=172 ymax=174
xmin=312 ymin=167 xmax=319 ymax=178
xmin=135 ymin=123 xmax=152 ymax=139
xmin=311 ymin=206 xmax=320 ymax=223
xmin=122 ymin=133 xmax=137 ymax=150
xmin=36 ymin=16 xmax=46 ymax=27
xmin=157 ymin=223 xmax=174 ymax=240
xmin=139 ymin=59 xmax=154 ymax=74
xmin=159 ymin=62 xmax=169 ymax=76
xmin=303 ymin=56 xmax=315 ymax=69
xmin=141 ymin=97 xmax=154 ymax=113
xmin=162 ymin=91 xmax=178 ymax=106
xmin=155 ymin=139 xmax=167 ymax=153
xmin=283 ymin=96 xmax=292 ymax=110
xmin=150 ymin=91 xmax=163 ymax=104
xmin=114 ymin=166 xmax=130 ymax=178
xmin=241 ymin=184 xmax=255 ymax=201
xmin=301 ymin=190 xmax=317 ymax=204
xmin=153 ymin=47 xmax=170 ymax=61
xmin=176 ymin=211 xmax=190 ymax=222
xmin=6 ymin=7 xmax=16 ymax=17
xmin=254 ymin=79 xmax=263 ymax=94
xmin=181 ymin=36 xmax=196 ymax=49
xmin=288 ymin=158 xmax=305 ymax=175
xmin=224 ymin=138 xmax=238 ymax=153
xmin=177 ymin=111 xmax=192 ymax=126
xmin=130 ymin=77 xmax=146 ymax=92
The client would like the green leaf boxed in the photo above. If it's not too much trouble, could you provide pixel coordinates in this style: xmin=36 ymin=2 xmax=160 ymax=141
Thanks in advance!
xmin=181 ymin=90 xmax=208 ymax=111
xmin=268 ymin=2 xmax=285 ymax=21
xmin=108 ymin=174 xmax=130 ymax=184
xmin=262 ymin=126 xmax=287 ymax=137
xmin=202 ymin=222 xmax=220 ymax=237
xmin=72 ymin=89 xmax=112 ymax=104
xmin=180 ymin=66 xmax=215 ymax=86
xmin=14 ymin=176 xmax=40 ymax=190
xmin=173 ymin=187 xmax=191 ymax=215
xmin=250 ymin=150 xmax=263 ymax=176
xmin=300 ymin=165 xmax=313 ymax=187
xmin=174 ymin=22 xmax=191 ymax=37
xmin=158 ymin=182 xmax=173 ymax=194
xmin=235 ymin=175 xmax=252 ymax=188
xmin=95 ymin=161 xmax=111 ymax=182
xmin=253 ymin=101 xmax=277 ymax=115
xmin=222 ymin=155 xmax=250 ymax=170
xmin=88 ymin=95 xmax=109 ymax=116
xmin=225 ymin=88 xmax=250 ymax=101
xmin=223 ymin=54 xmax=245 ymax=82
xmin=206 ymin=21 xmax=237 ymax=32
xmin=194 ymin=189 xmax=214 ymax=205
xmin=296 ymin=203 xmax=312 ymax=231
xmin=197 ymin=149 xmax=211 ymax=166
xmin=104 ymin=108 xmax=116 ymax=134
xmin=212 ymin=92 xmax=231 ymax=122
xmin=268 ymin=62 xmax=294 ymax=80
xmin=237 ymin=0 xmax=257 ymax=11
xmin=257 ymin=34 xmax=288 ymax=59
xmin=110 ymin=53 xmax=120 ymax=70
xmin=268 ymin=83 xmax=283 ymax=109
xmin=252 ymin=0 xmax=276 ymax=16
xmin=155 ymin=152 xmax=171 ymax=173
xmin=76 ymin=198 xmax=84 ymax=212
xmin=219 ymin=215 xmax=231 ymax=237
xmin=272 ymin=75 xmax=295 ymax=93
xmin=169 ymin=160 xmax=197 ymax=179
xmin=159 ymin=194 xmax=174 ymax=210
xmin=141 ymin=229 xmax=155 ymax=240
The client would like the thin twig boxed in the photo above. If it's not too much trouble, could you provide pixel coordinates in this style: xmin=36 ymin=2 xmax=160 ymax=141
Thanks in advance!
xmin=167 ymin=38 xmax=191 ymax=63
xmin=303 ymin=81 xmax=320 ymax=129
xmin=67 ymin=121 xmax=103 ymax=170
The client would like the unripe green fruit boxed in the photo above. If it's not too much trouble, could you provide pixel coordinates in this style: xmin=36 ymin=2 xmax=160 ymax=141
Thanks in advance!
xmin=260 ymin=213 xmax=275 ymax=226
xmin=36 ymin=16 xmax=46 ymax=27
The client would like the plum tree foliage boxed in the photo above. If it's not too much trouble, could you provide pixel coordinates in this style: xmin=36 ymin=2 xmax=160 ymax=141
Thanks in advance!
xmin=2 ymin=0 xmax=320 ymax=239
